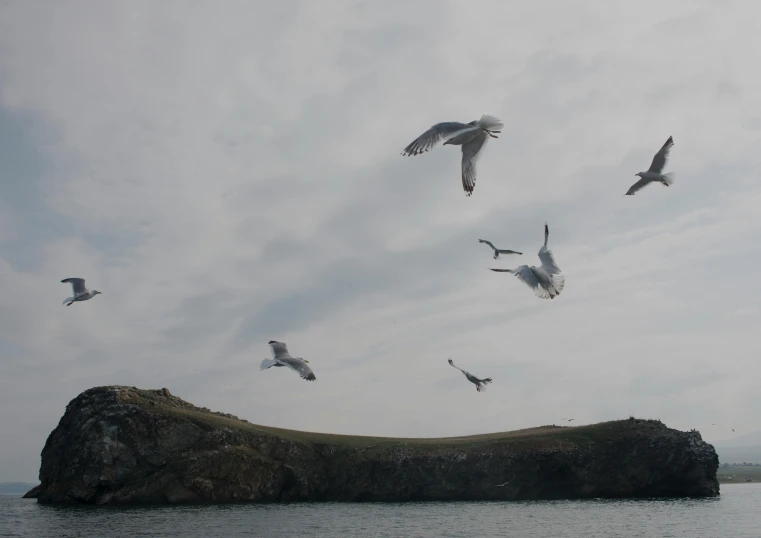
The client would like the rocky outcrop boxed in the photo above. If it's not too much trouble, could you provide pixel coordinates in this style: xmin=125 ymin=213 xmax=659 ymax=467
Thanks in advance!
xmin=22 ymin=484 xmax=41 ymax=498
xmin=33 ymin=386 xmax=719 ymax=505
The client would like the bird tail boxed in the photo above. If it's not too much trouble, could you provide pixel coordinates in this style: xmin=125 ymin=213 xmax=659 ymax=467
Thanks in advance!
xmin=477 ymin=379 xmax=492 ymax=392
xmin=552 ymin=274 xmax=566 ymax=293
xmin=476 ymin=114 xmax=504 ymax=131
xmin=260 ymin=358 xmax=278 ymax=370
xmin=662 ymin=172 xmax=675 ymax=186
xmin=547 ymin=274 xmax=566 ymax=299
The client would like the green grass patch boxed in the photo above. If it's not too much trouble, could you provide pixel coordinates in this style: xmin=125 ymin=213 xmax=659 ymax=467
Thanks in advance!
xmin=107 ymin=387 xmax=669 ymax=452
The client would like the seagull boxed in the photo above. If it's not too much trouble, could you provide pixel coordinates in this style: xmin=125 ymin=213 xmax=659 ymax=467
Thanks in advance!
xmin=260 ymin=340 xmax=316 ymax=381
xmin=495 ymin=481 xmax=510 ymax=487
xmin=566 ymin=418 xmax=575 ymax=422
xmin=61 ymin=278 xmax=102 ymax=306
xmin=401 ymin=114 xmax=504 ymax=196
xmin=478 ymin=239 xmax=522 ymax=260
xmin=489 ymin=223 xmax=565 ymax=299
xmin=625 ymin=136 xmax=675 ymax=195
xmin=448 ymin=358 xmax=492 ymax=392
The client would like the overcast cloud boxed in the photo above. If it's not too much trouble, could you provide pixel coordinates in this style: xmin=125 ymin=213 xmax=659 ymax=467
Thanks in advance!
xmin=1 ymin=0 xmax=760 ymax=482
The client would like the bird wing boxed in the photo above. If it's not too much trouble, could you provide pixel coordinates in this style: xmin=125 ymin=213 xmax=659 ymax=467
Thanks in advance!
xmin=279 ymin=357 xmax=316 ymax=381
xmin=460 ymin=131 xmax=489 ymax=195
xmin=647 ymin=136 xmax=674 ymax=174
xmin=61 ymin=278 xmax=86 ymax=296
xmin=497 ymin=249 xmax=522 ymax=255
xmin=448 ymin=358 xmax=468 ymax=376
xmin=625 ymin=177 xmax=653 ymax=196
xmin=479 ymin=239 xmax=496 ymax=250
xmin=401 ymin=122 xmax=475 ymax=156
xmin=538 ymin=245 xmax=561 ymax=275
xmin=269 ymin=341 xmax=293 ymax=360
xmin=514 ymin=266 xmax=553 ymax=299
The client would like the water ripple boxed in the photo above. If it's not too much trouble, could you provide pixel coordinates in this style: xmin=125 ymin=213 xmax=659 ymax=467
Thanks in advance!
xmin=1 ymin=485 xmax=756 ymax=538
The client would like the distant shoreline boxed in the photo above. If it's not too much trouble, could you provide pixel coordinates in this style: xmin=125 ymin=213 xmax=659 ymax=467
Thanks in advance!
xmin=717 ymin=465 xmax=760 ymax=485
xmin=0 ymin=483 xmax=39 ymax=496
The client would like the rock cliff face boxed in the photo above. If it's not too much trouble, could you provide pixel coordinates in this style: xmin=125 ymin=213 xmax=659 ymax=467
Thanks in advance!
xmin=30 ymin=386 xmax=719 ymax=504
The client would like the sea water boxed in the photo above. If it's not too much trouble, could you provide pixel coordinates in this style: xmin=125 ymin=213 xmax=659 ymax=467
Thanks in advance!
xmin=1 ymin=484 xmax=758 ymax=537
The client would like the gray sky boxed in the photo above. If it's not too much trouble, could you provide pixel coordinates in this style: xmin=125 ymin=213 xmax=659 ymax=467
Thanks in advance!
xmin=1 ymin=0 xmax=760 ymax=482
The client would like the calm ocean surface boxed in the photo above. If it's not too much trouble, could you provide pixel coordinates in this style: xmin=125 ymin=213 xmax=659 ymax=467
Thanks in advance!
xmin=2 ymin=484 xmax=759 ymax=537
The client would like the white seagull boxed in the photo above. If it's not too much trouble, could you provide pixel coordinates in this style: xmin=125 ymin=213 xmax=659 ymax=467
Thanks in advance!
xmin=478 ymin=239 xmax=522 ymax=260
xmin=490 ymin=223 xmax=565 ymax=300
xmin=626 ymin=136 xmax=675 ymax=196
xmin=401 ymin=115 xmax=504 ymax=196
xmin=260 ymin=340 xmax=316 ymax=381
xmin=448 ymin=358 xmax=492 ymax=393
xmin=61 ymin=278 xmax=102 ymax=306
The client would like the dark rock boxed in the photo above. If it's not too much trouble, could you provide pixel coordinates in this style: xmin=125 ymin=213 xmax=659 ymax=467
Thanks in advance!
xmin=33 ymin=386 xmax=720 ymax=505
xmin=22 ymin=485 xmax=41 ymax=498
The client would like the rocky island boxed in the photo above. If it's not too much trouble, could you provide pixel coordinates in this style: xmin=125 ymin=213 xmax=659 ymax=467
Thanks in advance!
xmin=27 ymin=386 xmax=719 ymax=504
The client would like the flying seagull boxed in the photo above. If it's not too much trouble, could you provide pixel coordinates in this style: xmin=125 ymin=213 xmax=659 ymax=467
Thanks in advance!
xmin=401 ymin=114 xmax=504 ymax=196
xmin=61 ymin=278 xmax=102 ymax=306
xmin=490 ymin=223 xmax=565 ymax=299
xmin=495 ymin=481 xmax=510 ymax=487
xmin=625 ymin=136 xmax=675 ymax=196
xmin=448 ymin=358 xmax=492 ymax=392
xmin=478 ymin=239 xmax=522 ymax=260
xmin=260 ymin=340 xmax=316 ymax=381
xmin=566 ymin=418 xmax=575 ymax=422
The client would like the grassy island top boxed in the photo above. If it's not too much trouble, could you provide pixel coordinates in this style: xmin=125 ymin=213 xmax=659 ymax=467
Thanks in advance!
xmin=88 ymin=385 xmax=672 ymax=451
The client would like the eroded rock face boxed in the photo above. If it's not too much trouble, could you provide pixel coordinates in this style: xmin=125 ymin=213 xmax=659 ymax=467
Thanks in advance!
xmin=34 ymin=386 xmax=719 ymax=505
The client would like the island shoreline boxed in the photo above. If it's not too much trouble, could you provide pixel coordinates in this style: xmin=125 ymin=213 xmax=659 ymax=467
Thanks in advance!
xmin=30 ymin=386 xmax=720 ymax=505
